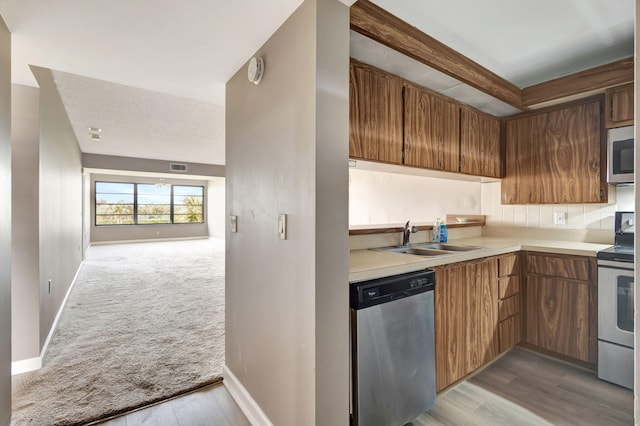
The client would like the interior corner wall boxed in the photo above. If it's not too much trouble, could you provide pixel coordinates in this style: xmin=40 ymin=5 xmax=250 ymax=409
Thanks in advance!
xmin=207 ymin=178 xmax=225 ymax=239
xmin=0 ymin=15 xmax=11 ymax=426
xmin=314 ymin=0 xmax=350 ymax=424
xmin=226 ymin=1 xmax=317 ymax=424
xmin=31 ymin=66 xmax=83 ymax=350
xmin=89 ymin=173 xmax=210 ymax=243
xmin=11 ymin=84 xmax=41 ymax=361
xmin=226 ymin=1 xmax=349 ymax=424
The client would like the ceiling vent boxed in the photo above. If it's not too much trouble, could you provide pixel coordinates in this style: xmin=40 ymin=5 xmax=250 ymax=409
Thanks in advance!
xmin=170 ymin=163 xmax=188 ymax=173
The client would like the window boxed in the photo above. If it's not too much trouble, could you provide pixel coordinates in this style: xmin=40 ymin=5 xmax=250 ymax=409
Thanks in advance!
xmin=95 ymin=182 xmax=134 ymax=225
xmin=173 ymin=185 xmax=204 ymax=223
xmin=95 ymin=182 xmax=204 ymax=226
xmin=138 ymin=184 xmax=171 ymax=224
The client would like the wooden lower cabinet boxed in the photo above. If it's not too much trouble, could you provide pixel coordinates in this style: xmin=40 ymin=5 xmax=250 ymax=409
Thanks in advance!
xmin=499 ymin=314 xmax=521 ymax=353
xmin=434 ymin=251 xmax=595 ymax=392
xmin=523 ymin=252 xmax=596 ymax=364
xmin=525 ymin=275 xmax=590 ymax=362
xmin=434 ymin=258 xmax=498 ymax=391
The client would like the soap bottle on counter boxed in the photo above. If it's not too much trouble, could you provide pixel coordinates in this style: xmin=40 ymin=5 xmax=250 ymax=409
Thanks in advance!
xmin=439 ymin=218 xmax=448 ymax=243
xmin=432 ymin=218 xmax=441 ymax=242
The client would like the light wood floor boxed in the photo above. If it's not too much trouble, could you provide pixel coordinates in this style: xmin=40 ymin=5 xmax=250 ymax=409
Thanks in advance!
xmin=96 ymin=347 xmax=633 ymax=426
xmin=416 ymin=346 xmax=633 ymax=425
xmin=94 ymin=383 xmax=249 ymax=426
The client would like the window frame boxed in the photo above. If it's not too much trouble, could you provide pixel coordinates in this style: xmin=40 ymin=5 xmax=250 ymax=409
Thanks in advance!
xmin=95 ymin=181 xmax=205 ymax=226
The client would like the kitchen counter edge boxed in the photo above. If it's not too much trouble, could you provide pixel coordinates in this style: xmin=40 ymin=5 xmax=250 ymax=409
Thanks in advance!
xmin=349 ymin=237 xmax=610 ymax=283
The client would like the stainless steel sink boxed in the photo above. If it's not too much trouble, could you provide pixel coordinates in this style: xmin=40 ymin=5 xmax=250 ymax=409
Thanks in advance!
xmin=376 ymin=246 xmax=458 ymax=257
xmin=412 ymin=243 xmax=484 ymax=251
xmin=375 ymin=243 xmax=485 ymax=257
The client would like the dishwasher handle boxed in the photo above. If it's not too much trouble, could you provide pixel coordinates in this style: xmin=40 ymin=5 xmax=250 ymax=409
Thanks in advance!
xmin=350 ymin=269 xmax=435 ymax=310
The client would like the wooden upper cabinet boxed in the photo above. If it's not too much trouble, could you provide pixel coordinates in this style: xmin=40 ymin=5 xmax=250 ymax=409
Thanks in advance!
xmin=460 ymin=106 xmax=502 ymax=178
xmin=605 ymin=83 xmax=634 ymax=128
xmin=349 ymin=61 xmax=403 ymax=164
xmin=502 ymin=97 xmax=607 ymax=204
xmin=404 ymin=83 xmax=460 ymax=172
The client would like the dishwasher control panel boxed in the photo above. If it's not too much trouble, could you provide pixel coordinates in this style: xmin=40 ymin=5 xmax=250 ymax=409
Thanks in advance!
xmin=350 ymin=269 xmax=435 ymax=310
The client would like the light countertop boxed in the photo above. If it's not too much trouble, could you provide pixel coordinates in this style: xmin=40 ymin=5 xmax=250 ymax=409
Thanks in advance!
xmin=349 ymin=236 xmax=611 ymax=282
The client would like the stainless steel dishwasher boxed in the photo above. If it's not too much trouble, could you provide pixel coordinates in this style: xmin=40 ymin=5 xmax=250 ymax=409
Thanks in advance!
xmin=350 ymin=269 xmax=436 ymax=426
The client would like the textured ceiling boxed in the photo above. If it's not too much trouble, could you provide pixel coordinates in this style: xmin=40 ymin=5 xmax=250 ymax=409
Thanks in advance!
xmin=1 ymin=0 xmax=307 ymax=105
xmin=371 ymin=0 xmax=634 ymax=87
xmin=53 ymin=70 xmax=225 ymax=165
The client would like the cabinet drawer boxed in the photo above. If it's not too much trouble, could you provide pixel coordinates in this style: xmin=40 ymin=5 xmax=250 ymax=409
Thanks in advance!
xmin=498 ymin=275 xmax=520 ymax=300
xmin=499 ymin=314 xmax=521 ymax=353
xmin=526 ymin=253 xmax=590 ymax=281
xmin=499 ymin=295 xmax=520 ymax=321
xmin=498 ymin=254 xmax=519 ymax=277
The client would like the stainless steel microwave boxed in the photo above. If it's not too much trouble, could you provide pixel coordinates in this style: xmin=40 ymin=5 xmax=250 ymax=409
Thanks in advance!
xmin=608 ymin=125 xmax=634 ymax=184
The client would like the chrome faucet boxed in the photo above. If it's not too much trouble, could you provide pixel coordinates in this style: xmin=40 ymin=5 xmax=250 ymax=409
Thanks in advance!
xmin=402 ymin=221 xmax=418 ymax=246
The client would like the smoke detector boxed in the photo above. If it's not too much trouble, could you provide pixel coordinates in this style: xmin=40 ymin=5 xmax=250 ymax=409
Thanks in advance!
xmin=247 ymin=57 xmax=264 ymax=85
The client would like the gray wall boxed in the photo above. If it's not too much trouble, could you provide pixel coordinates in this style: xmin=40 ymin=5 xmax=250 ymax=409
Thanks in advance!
xmin=225 ymin=0 xmax=349 ymax=424
xmin=83 ymin=153 xmax=224 ymax=177
xmin=313 ymin=1 xmax=349 ymax=422
xmin=11 ymin=84 xmax=40 ymax=361
xmin=31 ymin=66 xmax=84 ymax=349
xmin=0 ymin=15 xmax=11 ymax=426
xmin=89 ymin=173 xmax=210 ymax=243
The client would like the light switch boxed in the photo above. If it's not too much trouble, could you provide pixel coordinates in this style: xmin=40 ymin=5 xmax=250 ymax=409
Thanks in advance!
xmin=278 ymin=214 xmax=287 ymax=240
xmin=230 ymin=215 xmax=237 ymax=233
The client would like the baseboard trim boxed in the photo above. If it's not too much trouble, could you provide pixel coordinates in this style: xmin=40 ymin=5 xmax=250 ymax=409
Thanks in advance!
xmin=11 ymin=262 xmax=83 ymax=375
xmin=90 ymin=236 xmax=209 ymax=246
xmin=11 ymin=356 xmax=42 ymax=375
xmin=223 ymin=365 xmax=273 ymax=426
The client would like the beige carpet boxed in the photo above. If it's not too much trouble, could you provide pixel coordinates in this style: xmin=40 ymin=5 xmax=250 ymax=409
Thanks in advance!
xmin=12 ymin=238 xmax=225 ymax=426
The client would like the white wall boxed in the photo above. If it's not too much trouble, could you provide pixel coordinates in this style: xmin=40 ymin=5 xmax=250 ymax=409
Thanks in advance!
xmin=0 ymin=14 xmax=11 ymax=426
xmin=225 ymin=0 xmax=349 ymax=424
xmin=482 ymin=181 xmax=634 ymax=231
xmin=349 ymin=169 xmax=634 ymax=234
xmin=349 ymin=168 xmax=482 ymax=225
xmin=11 ymin=84 xmax=40 ymax=362
xmin=207 ymin=178 xmax=225 ymax=239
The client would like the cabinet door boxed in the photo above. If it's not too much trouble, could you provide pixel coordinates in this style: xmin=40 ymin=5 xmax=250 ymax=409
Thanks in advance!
xmin=434 ymin=265 xmax=467 ymax=391
xmin=435 ymin=259 xmax=498 ymax=391
xmin=499 ymin=314 xmax=521 ymax=353
xmin=605 ymin=83 xmax=634 ymax=128
xmin=460 ymin=107 xmax=502 ymax=178
xmin=404 ymin=84 xmax=460 ymax=172
xmin=525 ymin=275 xmax=590 ymax=362
xmin=502 ymin=115 xmax=538 ymax=203
xmin=349 ymin=62 xmax=403 ymax=164
xmin=503 ymin=98 xmax=606 ymax=204
xmin=466 ymin=259 xmax=499 ymax=370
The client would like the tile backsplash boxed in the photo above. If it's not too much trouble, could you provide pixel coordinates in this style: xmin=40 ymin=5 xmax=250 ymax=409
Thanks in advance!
xmin=482 ymin=182 xmax=634 ymax=232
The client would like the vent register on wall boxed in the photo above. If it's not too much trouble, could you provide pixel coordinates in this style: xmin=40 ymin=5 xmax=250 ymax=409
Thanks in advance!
xmin=170 ymin=163 xmax=188 ymax=173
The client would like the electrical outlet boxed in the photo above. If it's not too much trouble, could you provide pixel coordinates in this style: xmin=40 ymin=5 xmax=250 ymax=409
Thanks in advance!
xmin=553 ymin=212 xmax=567 ymax=225
xmin=230 ymin=215 xmax=237 ymax=233
xmin=278 ymin=214 xmax=287 ymax=240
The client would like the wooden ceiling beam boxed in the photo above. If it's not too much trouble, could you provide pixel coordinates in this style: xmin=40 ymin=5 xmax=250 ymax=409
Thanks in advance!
xmin=521 ymin=57 xmax=634 ymax=106
xmin=350 ymin=0 xmax=525 ymax=109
